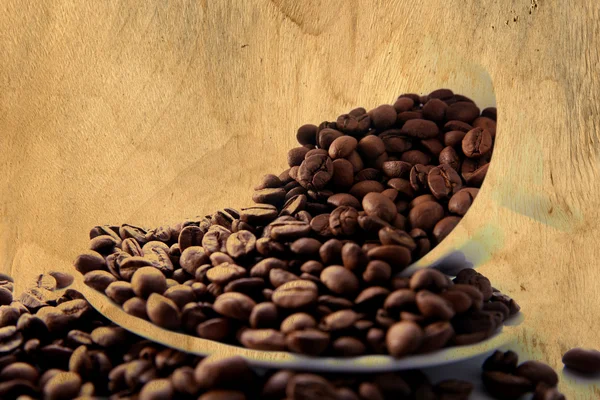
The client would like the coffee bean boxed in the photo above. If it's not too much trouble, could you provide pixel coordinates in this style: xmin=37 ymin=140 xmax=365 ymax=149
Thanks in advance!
xmin=432 ymin=216 xmax=461 ymax=244
xmin=482 ymin=350 xmax=519 ymax=373
xmin=401 ymin=150 xmax=431 ymax=166
xmin=213 ymin=292 xmax=256 ymax=322
xmin=482 ymin=371 xmax=532 ymax=399
xmin=84 ymin=270 xmax=117 ymax=292
xmin=131 ymin=267 xmax=167 ymax=299
xmin=202 ymin=226 xmax=231 ymax=254
xmin=105 ymin=281 xmax=135 ymax=305
xmin=240 ymin=329 xmax=286 ymax=351
xmin=367 ymin=245 xmax=411 ymax=270
xmin=285 ymin=328 xmax=330 ymax=356
xmin=249 ymin=302 xmax=278 ymax=329
xmin=462 ymin=127 xmax=492 ymax=158
xmin=454 ymin=269 xmax=493 ymax=301
xmin=118 ymin=256 xmax=155 ymax=282
xmin=48 ymin=271 xmax=74 ymax=289
xmin=332 ymin=336 xmax=366 ymax=357
xmin=328 ymin=136 xmax=358 ymax=160
xmin=146 ymin=294 xmax=181 ymax=330
xmin=445 ymin=102 xmax=480 ymax=123
xmin=360 ymin=260 xmax=391 ymax=286
xmin=419 ymin=322 xmax=454 ymax=353
xmin=472 ymin=116 xmax=497 ymax=137
xmin=408 ymin=201 xmax=444 ymax=231
xmin=196 ymin=318 xmax=231 ymax=341
xmin=272 ymin=280 xmax=318 ymax=310
xmin=206 ymin=263 xmax=246 ymax=285
xmin=416 ymin=291 xmax=455 ymax=320
xmin=422 ymin=99 xmax=448 ymax=122
xmin=448 ymin=188 xmax=478 ymax=216
xmin=562 ymin=348 xmax=600 ymax=374
xmin=194 ymin=355 xmax=253 ymax=390
xmin=320 ymin=266 xmax=359 ymax=297
xmin=349 ymin=180 xmax=385 ymax=200
xmin=74 ymin=250 xmax=106 ymax=274
xmin=462 ymin=159 xmax=489 ymax=187
xmin=287 ymin=373 xmax=338 ymax=400
xmin=386 ymin=321 xmax=423 ymax=357
xmin=318 ymin=128 xmax=344 ymax=150
xmin=122 ymin=297 xmax=148 ymax=320
xmin=290 ymin=238 xmax=322 ymax=258
xmin=44 ymin=371 xmax=82 ymax=400
xmin=362 ymin=192 xmax=397 ymax=222
xmin=297 ymin=124 xmax=318 ymax=145
xmin=515 ymin=360 xmax=559 ymax=387
xmin=269 ymin=220 xmax=311 ymax=241
xmin=329 ymin=206 xmax=359 ymax=236
xmin=428 ymin=164 xmax=463 ymax=200
xmin=297 ymin=154 xmax=334 ymax=190
xmin=179 ymin=246 xmax=210 ymax=276
xmin=400 ymin=119 xmax=439 ymax=139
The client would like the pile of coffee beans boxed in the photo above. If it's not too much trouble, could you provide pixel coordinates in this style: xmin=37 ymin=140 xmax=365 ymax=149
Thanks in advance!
xmin=74 ymin=228 xmax=521 ymax=357
xmin=482 ymin=350 xmax=564 ymax=400
xmin=69 ymin=88 xmax=512 ymax=358
xmin=1 ymin=272 xmax=566 ymax=399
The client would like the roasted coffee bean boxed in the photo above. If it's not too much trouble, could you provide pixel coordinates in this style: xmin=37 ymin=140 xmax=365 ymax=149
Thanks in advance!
xmin=84 ymin=270 xmax=117 ymax=292
xmin=179 ymin=247 xmax=210 ymax=275
xmin=482 ymin=371 xmax=532 ymax=399
xmin=422 ymin=98 xmax=448 ymax=122
xmin=362 ymin=261 xmax=392 ymax=285
xmin=74 ymin=250 xmax=106 ymax=274
xmin=105 ymin=281 xmax=136 ymax=305
xmin=194 ymin=355 xmax=253 ymax=390
xmin=349 ymin=180 xmax=385 ymax=200
xmin=419 ymin=322 xmax=454 ymax=353
xmin=341 ymin=243 xmax=368 ymax=271
xmin=297 ymin=124 xmax=318 ymax=145
xmin=332 ymin=336 xmax=366 ymax=357
xmin=515 ymin=360 xmax=559 ymax=387
xmin=408 ymin=201 xmax=445 ymax=231
xmin=462 ymin=127 xmax=492 ymax=158
xmin=432 ymin=216 xmax=461 ymax=244
xmin=446 ymin=102 xmax=480 ymax=123
xmin=367 ymin=245 xmax=411 ymax=270
xmin=386 ymin=321 xmax=423 ymax=357
xmin=448 ymin=188 xmax=479 ymax=216
xmin=178 ymin=226 xmax=204 ymax=252
xmin=49 ymin=271 xmax=74 ymax=289
xmin=329 ymin=206 xmax=359 ymax=236
xmin=272 ymin=280 xmax=318 ymax=309
xmin=123 ymin=297 xmax=149 ymax=320
xmin=213 ymin=292 xmax=256 ymax=322
xmin=362 ymin=192 xmax=397 ymax=222
xmin=320 ymin=266 xmax=360 ymax=297
xmin=269 ymin=220 xmax=311 ymax=241
xmin=482 ymin=350 xmax=519 ymax=373
xmin=562 ymin=347 xmax=600 ymax=374
xmin=428 ymin=164 xmax=463 ymax=199
xmin=329 ymin=136 xmax=358 ymax=159
xmin=146 ymin=294 xmax=181 ymax=330
xmin=290 ymin=238 xmax=322 ymax=258
xmin=400 ymin=119 xmax=439 ymax=139
xmin=490 ymin=291 xmax=521 ymax=315
xmin=240 ymin=204 xmax=278 ymax=226
xmin=44 ymin=371 xmax=82 ymax=400
xmin=401 ymin=150 xmax=431 ymax=166
xmin=239 ymin=329 xmax=286 ymax=351
xmin=297 ymin=154 xmax=334 ymax=190
xmin=454 ymin=269 xmax=493 ymax=301
xmin=131 ymin=267 xmax=167 ymax=299
xmin=416 ymin=291 xmax=455 ymax=320
xmin=331 ymin=159 xmax=356 ymax=189
xmin=286 ymin=329 xmax=330 ymax=356
xmin=202 ymin=226 xmax=232 ymax=254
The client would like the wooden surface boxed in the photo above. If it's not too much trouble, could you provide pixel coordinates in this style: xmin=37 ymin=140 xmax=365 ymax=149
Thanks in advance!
xmin=1 ymin=0 xmax=599 ymax=397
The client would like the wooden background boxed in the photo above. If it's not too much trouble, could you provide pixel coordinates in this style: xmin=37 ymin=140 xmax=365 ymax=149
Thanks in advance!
xmin=1 ymin=1 xmax=599 ymax=397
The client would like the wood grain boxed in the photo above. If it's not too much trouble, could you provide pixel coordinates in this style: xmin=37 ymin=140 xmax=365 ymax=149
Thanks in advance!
xmin=1 ymin=0 xmax=599 ymax=397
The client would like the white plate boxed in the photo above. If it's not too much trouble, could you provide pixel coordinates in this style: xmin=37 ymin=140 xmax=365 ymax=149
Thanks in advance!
xmin=66 ymin=273 xmax=520 ymax=372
